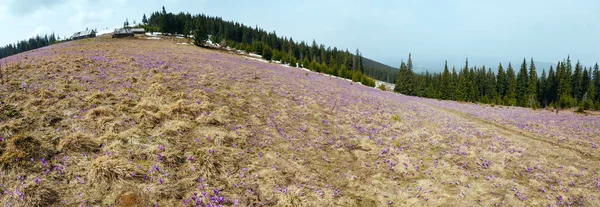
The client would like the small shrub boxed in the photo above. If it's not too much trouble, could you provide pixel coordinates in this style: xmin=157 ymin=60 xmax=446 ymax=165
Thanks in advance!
xmin=576 ymin=105 xmax=585 ymax=114
xmin=583 ymin=99 xmax=595 ymax=110
xmin=2 ymin=105 xmax=19 ymax=118
xmin=262 ymin=45 xmax=273 ymax=61
xmin=378 ymin=84 xmax=386 ymax=91
xmin=391 ymin=114 xmax=401 ymax=122
xmin=558 ymin=96 xmax=575 ymax=109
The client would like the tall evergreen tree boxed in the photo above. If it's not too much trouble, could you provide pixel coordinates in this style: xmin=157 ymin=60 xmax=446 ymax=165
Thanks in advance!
xmin=496 ymin=63 xmax=507 ymax=99
xmin=394 ymin=61 xmax=412 ymax=94
xmin=572 ymin=60 xmax=584 ymax=101
xmin=516 ymin=58 xmax=529 ymax=106
xmin=594 ymin=63 xmax=600 ymax=103
xmin=441 ymin=61 xmax=452 ymax=99
xmin=142 ymin=14 xmax=148 ymax=24
xmin=547 ymin=66 xmax=557 ymax=105
xmin=450 ymin=66 xmax=458 ymax=100
xmin=539 ymin=69 xmax=548 ymax=107
xmin=406 ymin=53 xmax=415 ymax=95
xmin=526 ymin=58 xmax=537 ymax=107
xmin=455 ymin=58 xmax=469 ymax=101
xmin=506 ymin=63 xmax=517 ymax=106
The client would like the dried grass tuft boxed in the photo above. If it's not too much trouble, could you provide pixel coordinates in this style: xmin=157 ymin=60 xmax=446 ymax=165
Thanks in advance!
xmin=23 ymin=183 xmax=59 ymax=207
xmin=0 ymin=134 xmax=55 ymax=167
xmin=159 ymin=120 xmax=192 ymax=137
xmin=86 ymin=105 xmax=115 ymax=119
xmin=188 ymin=146 xmax=239 ymax=179
xmin=57 ymin=133 xmax=100 ymax=153
xmin=195 ymin=106 xmax=231 ymax=125
xmin=116 ymin=190 xmax=150 ymax=207
xmin=135 ymin=97 xmax=162 ymax=112
xmin=87 ymin=155 xmax=146 ymax=185
xmin=134 ymin=110 xmax=161 ymax=128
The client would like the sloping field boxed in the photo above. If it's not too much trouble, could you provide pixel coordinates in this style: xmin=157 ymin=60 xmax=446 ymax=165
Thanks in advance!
xmin=0 ymin=37 xmax=599 ymax=206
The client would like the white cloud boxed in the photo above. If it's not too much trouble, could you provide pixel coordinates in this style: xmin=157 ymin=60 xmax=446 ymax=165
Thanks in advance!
xmin=28 ymin=26 xmax=51 ymax=38
xmin=3 ymin=0 xmax=68 ymax=16
xmin=0 ymin=5 xmax=7 ymax=20
xmin=68 ymin=9 xmax=116 ymax=28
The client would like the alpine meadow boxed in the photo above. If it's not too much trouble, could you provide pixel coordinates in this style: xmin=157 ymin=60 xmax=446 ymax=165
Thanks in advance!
xmin=1 ymin=1 xmax=599 ymax=207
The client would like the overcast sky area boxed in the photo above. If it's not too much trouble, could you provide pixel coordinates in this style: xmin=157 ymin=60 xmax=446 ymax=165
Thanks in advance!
xmin=1 ymin=0 xmax=599 ymax=71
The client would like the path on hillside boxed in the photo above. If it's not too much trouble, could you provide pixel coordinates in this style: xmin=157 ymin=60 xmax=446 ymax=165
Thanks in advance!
xmin=417 ymin=101 xmax=599 ymax=166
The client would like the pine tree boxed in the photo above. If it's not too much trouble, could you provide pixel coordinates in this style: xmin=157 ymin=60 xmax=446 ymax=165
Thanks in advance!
xmin=506 ymin=63 xmax=517 ymax=106
xmin=486 ymin=68 xmax=497 ymax=103
xmin=594 ymin=63 xmax=600 ymax=103
xmin=406 ymin=53 xmax=415 ymax=95
xmin=395 ymin=61 xmax=412 ymax=95
xmin=142 ymin=14 xmax=148 ymax=24
xmin=450 ymin=66 xmax=458 ymax=100
xmin=496 ymin=63 xmax=506 ymax=99
xmin=526 ymin=58 xmax=538 ymax=107
xmin=455 ymin=58 xmax=469 ymax=101
xmin=582 ymin=67 xmax=591 ymax=100
xmin=539 ymin=69 xmax=548 ymax=107
xmin=516 ymin=58 xmax=529 ymax=106
xmin=441 ymin=61 xmax=452 ymax=99
xmin=557 ymin=58 xmax=574 ymax=108
xmin=572 ymin=60 xmax=584 ymax=101
xmin=193 ymin=29 xmax=208 ymax=46
xmin=547 ymin=66 xmax=557 ymax=104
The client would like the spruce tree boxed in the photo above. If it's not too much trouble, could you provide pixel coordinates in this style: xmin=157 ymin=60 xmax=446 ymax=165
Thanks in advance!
xmin=450 ymin=66 xmax=458 ymax=100
xmin=395 ymin=62 xmax=412 ymax=95
xmin=496 ymin=63 xmax=506 ymax=99
xmin=594 ymin=63 xmax=600 ymax=103
xmin=455 ymin=58 xmax=469 ymax=101
xmin=516 ymin=58 xmax=529 ymax=106
xmin=142 ymin=14 xmax=148 ymax=24
xmin=527 ymin=58 xmax=538 ymax=107
xmin=441 ymin=61 xmax=451 ymax=99
xmin=539 ymin=69 xmax=547 ymax=107
xmin=547 ymin=66 xmax=557 ymax=104
xmin=506 ymin=63 xmax=517 ymax=106
xmin=406 ymin=53 xmax=415 ymax=95
xmin=572 ymin=61 xmax=584 ymax=101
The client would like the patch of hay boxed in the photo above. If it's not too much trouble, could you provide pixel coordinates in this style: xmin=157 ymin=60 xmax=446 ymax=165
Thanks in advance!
xmin=159 ymin=120 xmax=192 ymax=137
xmin=135 ymin=97 xmax=162 ymax=112
xmin=33 ymin=89 xmax=54 ymax=99
xmin=187 ymin=146 xmax=240 ymax=179
xmin=100 ymin=132 xmax=126 ymax=144
xmin=195 ymin=106 xmax=231 ymax=125
xmin=57 ymin=133 xmax=100 ymax=153
xmin=87 ymin=155 xmax=146 ymax=185
xmin=116 ymin=190 xmax=150 ymax=207
xmin=86 ymin=106 xmax=115 ymax=119
xmin=163 ymin=99 xmax=203 ymax=117
xmin=133 ymin=110 xmax=161 ymax=128
xmin=23 ymin=183 xmax=59 ymax=207
xmin=0 ymin=119 xmax=25 ymax=138
xmin=0 ymin=134 xmax=55 ymax=167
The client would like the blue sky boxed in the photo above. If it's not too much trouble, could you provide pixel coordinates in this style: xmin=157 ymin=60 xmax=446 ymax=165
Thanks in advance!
xmin=1 ymin=0 xmax=599 ymax=70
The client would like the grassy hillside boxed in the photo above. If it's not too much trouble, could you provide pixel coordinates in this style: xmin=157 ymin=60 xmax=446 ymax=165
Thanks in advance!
xmin=363 ymin=57 xmax=398 ymax=84
xmin=0 ymin=36 xmax=599 ymax=206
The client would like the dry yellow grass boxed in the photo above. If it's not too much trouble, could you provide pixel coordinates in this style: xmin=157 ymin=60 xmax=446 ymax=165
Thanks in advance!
xmin=0 ymin=36 xmax=598 ymax=206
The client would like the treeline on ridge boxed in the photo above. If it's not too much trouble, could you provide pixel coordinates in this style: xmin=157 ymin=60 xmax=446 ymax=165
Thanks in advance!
xmin=0 ymin=33 xmax=61 ymax=59
xmin=141 ymin=7 xmax=376 ymax=87
xmin=395 ymin=55 xmax=600 ymax=111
